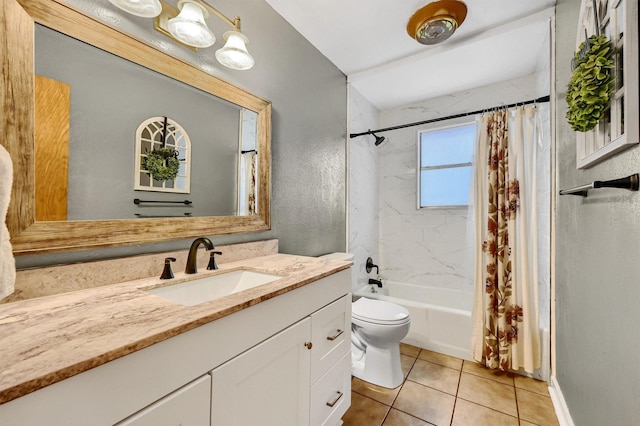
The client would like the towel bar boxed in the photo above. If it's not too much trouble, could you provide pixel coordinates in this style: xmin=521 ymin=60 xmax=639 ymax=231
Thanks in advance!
xmin=559 ymin=173 xmax=639 ymax=197
xmin=134 ymin=198 xmax=192 ymax=205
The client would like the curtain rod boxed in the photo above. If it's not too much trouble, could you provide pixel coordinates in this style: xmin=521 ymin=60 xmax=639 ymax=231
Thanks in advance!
xmin=349 ymin=95 xmax=550 ymax=139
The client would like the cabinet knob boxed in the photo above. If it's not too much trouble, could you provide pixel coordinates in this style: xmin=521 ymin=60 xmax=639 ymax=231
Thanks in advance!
xmin=304 ymin=341 xmax=313 ymax=350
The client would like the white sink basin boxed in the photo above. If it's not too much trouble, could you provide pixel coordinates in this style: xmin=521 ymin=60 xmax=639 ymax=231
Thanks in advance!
xmin=147 ymin=269 xmax=283 ymax=306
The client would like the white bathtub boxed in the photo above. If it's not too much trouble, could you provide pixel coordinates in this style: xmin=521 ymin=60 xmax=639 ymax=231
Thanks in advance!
xmin=354 ymin=281 xmax=473 ymax=361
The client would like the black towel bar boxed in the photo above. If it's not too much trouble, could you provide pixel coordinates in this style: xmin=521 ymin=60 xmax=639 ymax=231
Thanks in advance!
xmin=134 ymin=198 xmax=192 ymax=205
xmin=559 ymin=173 xmax=639 ymax=197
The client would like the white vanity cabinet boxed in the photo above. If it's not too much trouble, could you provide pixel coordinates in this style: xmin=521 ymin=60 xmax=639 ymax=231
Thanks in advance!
xmin=0 ymin=268 xmax=351 ymax=426
xmin=210 ymin=295 xmax=352 ymax=426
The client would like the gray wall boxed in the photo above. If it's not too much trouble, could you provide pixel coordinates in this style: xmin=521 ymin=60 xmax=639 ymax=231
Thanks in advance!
xmin=17 ymin=0 xmax=347 ymax=268
xmin=555 ymin=0 xmax=640 ymax=423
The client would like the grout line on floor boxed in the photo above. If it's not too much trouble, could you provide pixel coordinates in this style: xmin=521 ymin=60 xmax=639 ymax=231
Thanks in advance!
xmin=513 ymin=383 xmax=521 ymax=424
xmin=448 ymin=361 xmax=465 ymax=425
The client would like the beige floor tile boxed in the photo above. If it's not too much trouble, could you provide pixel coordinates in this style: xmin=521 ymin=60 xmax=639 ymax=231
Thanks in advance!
xmin=393 ymin=380 xmax=455 ymax=426
xmin=352 ymin=376 xmax=401 ymax=406
xmin=401 ymin=354 xmax=417 ymax=378
xmin=457 ymin=373 xmax=518 ymax=417
xmin=514 ymin=374 xmax=550 ymax=396
xmin=519 ymin=421 xmax=538 ymax=426
xmin=462 ymin=360 xmax=515 ymax=386
xmin=382 ymin=408 xmax=430 ymax=426
xmin=400 ymin=343 xmax=421 ymax=358
xmin=516 ymin=388 xmax=560 ymax=426
xmin=452 ymin=398 xmax=519 ymax=426
xmin=407 ymin=359 xmax=461 ymax=395
xmin=418 ymin=349 xmax=463 ymax=370
xmin=342 ymin=392 xmax=390 ymax=426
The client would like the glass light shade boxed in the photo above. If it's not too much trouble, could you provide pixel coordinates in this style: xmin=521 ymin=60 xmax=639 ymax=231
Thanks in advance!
xmin=416 ymin=16 xmax=457 ymax=45
xmin=215 ymin=31 xmax=255 ymax=70
xmin=109 ymin=0 xmax=162 ymax=18
xmin=167 ymin=0 xmax=215 ymax=48
xmin=406 ymin=0 xmax=467 ymax=45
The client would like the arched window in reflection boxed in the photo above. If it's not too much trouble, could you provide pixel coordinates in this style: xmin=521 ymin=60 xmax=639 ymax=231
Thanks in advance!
xmin=134 ymin=117 xmax=191 ymax=193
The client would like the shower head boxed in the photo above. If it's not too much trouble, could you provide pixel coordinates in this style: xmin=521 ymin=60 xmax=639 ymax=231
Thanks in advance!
xmin=373 ymin=133 xmax=386 ymax=146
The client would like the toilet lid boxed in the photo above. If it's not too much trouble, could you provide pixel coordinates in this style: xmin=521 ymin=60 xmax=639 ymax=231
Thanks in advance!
xmin=352 ymin=298 xmax=410 ymax=325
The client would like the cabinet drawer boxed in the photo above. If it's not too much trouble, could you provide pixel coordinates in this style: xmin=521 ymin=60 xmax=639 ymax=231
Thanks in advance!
xmin=311 ymin=294 xmax=351 ymax=382
xmin=310 ymin=351 xmax=351 ymax=426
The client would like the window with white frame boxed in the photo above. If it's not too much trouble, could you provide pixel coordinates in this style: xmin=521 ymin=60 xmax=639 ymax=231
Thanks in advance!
xmin=418 ymin=122 xmax=475 ymax=208
xmin=134 ymin=116 xmax=191 ymax=193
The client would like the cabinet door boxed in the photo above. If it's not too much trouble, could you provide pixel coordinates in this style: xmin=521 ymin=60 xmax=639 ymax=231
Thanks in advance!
xmin=116 ymin=375 xmax=211 ymax=426
xmin=211 ymin=317 xmax=311 ymax=426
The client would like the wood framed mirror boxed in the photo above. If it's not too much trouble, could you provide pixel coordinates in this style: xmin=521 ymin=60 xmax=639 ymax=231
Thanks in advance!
xmin=1 ymin=0 xmax=271 ymax=255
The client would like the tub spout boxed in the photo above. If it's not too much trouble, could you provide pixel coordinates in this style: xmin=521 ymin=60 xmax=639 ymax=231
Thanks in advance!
xmin=368 ymin=278 xmax=383 ymax=288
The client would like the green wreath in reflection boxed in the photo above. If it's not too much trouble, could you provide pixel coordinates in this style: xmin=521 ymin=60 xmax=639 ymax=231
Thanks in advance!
xmin=566 ymin=35 xmax=614 ymax=132
xmin=142 ymin=148 xmax=180 ymax=181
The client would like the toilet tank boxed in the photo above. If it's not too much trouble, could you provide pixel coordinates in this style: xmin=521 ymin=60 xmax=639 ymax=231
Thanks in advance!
xmin=319 ymin=252 xmax=355 ymax=291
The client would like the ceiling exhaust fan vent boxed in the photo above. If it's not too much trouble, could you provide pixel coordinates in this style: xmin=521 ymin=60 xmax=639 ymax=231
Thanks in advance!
xmin=407 ymin=0 xmax=467 ymax=45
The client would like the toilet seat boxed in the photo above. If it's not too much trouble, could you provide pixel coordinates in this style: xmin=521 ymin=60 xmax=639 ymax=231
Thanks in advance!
xmin=352 ymin=298 xmax=410 ymax=325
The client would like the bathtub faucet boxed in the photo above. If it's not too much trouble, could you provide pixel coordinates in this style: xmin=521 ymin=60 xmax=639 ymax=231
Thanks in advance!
xmin=366 ymin=257 xmax=379 ymax=274
xmin=368 ymin=278 xmax=383 ymax=288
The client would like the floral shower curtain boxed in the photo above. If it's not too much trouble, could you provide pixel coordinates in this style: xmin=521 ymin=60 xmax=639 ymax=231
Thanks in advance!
xmin=471 ymin=106 xmax=541 ymax=372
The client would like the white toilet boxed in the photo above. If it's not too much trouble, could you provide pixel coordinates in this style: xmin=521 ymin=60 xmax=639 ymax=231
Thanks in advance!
xmin=351 ymin=297 xmax=410 ymax=388
xmin=320 ymin=252 xmax=411 ymax=389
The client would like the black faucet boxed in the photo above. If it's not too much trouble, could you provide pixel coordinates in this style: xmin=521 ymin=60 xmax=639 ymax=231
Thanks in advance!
xmin=368 ymin=278 xmax=383 ymax=288
xmin=185 ymin=237 xmax=214 ymax=274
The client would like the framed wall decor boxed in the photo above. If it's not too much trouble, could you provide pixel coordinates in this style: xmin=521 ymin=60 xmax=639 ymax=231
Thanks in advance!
xmin=574 ymin=0 xmax=638 ymax=169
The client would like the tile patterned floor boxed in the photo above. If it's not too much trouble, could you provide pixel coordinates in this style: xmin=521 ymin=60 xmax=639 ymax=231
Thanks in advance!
xmin=342 ymin=344 xmax=559 ymax=426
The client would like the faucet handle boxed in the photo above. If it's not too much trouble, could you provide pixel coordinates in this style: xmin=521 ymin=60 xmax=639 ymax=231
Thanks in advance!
xmin=207 ymin=251 xmax=222 ymax=270
xmin=160 ymin=257 xmax=176 ymax=279
xmin=365 ymin=257 xmax=379 ymax=274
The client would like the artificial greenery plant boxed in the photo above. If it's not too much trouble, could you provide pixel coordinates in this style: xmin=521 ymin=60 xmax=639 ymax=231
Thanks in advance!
xmin=142 ymin=147 xmax=180 ymax=181
xmin=566 ymin=35 xmax=614 ymax=132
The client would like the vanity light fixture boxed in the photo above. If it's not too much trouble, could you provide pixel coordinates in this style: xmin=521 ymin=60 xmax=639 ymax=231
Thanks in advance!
xmin=406 ymin=0 xmax=467 ymax=45
xmin=109 ymin=0 xmax=255 ymax=70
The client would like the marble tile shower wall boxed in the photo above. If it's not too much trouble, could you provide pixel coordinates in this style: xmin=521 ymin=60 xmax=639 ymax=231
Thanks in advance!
xmin=378 ymin=149 xmax=473 ymax=289
xmin=377 ymin=75 xmax=544 ymax=291
xmin=348 ymin=86 xmax=380 ymax=292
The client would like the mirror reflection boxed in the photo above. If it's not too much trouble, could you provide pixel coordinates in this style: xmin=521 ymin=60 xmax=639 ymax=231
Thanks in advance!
xmin=4 ymin=0 xmax=271 ymax=254
xmin=34 ymin=24 xmax=258 ymax=221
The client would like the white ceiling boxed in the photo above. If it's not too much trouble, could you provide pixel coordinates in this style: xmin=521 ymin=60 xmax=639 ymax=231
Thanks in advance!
xmin=265 ymin=0 xmax=556 ymax=110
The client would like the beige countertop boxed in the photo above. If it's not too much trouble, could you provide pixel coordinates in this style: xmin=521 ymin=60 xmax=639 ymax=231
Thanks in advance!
xmin=0 ymin=254 xmax=351 ymax=405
